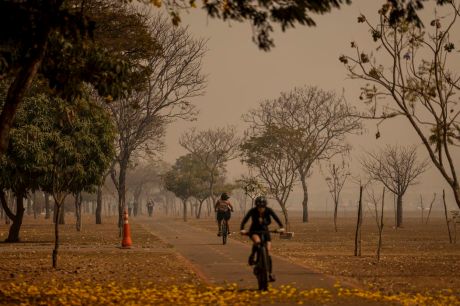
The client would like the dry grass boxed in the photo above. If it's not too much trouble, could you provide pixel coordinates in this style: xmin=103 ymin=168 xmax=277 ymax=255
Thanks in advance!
xmin=187 ymin=210 xmax=460 ymax=294
xmin=0 ymin=215 xmax=200 ymax=288
xmin=0 ymin=211 xmax=459 ymax=305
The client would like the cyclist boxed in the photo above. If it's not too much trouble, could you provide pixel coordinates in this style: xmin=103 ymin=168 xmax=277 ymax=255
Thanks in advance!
xmin=215 ymin=192 xmax=234 ymax=236
xmin=240 ymin=195 xmax=284 ymax=282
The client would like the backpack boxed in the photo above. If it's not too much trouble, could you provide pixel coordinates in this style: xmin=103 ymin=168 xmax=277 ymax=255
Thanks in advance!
xmin=216 ymin=199 xmax=230 ymax=212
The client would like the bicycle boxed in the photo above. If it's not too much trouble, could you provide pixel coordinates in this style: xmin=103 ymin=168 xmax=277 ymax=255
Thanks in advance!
xmin=242 ymin=229 xmax=280 ymax=291
xmin=221 ymin=219 xmax=229 ymax=245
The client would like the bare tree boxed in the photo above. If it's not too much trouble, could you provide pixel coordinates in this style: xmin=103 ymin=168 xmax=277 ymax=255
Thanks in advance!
xmin=109 ymin=14 xmax=206 ymax=232
xmin=339 ymin=1 xmax=460 ymax=210
xmin=361 ymin=145 xmax=427 ymax=227
xmin=179 ymin=126 xmax=240 ymax=204
xmin=442 ymin=189 xmax=454 ymax=244
xmin=244 ymin=85 xmax=361 ymax=222
xmin=324 ymin=158 xmax=350 ymax=232
xmin=366 ymin=186 xmax=385 ymax=262
xmin=425 ymin=193 xmax=437 ymax=224
xmin=240 ymin=130 xmax=298 ymax=228
xmin=354 ymin=185 xmax=363 ymax=257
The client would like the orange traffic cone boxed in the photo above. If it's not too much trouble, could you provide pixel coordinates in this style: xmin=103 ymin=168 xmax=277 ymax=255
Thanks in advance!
xmin=122 ymin=209 xmax=132 ymax=248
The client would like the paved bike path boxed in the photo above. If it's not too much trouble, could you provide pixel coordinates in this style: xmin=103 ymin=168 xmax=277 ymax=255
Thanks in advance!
xmin=139 ymin=218 xmax=338 ymax=290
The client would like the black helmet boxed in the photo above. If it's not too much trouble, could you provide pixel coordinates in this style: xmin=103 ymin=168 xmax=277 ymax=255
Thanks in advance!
xmin=255 ymin=196 xmax=267 ymax=207
xmin=221 ymin=192 xmax=229 ymax=200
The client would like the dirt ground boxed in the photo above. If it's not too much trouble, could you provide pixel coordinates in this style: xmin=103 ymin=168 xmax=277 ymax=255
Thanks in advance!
xmin=0 ymin=211 xmax=459 ymax=305
xmin=0 ymin=215 xmax=200 ymax=289
xmin=187 ymin=210 xmax=460 ymax=294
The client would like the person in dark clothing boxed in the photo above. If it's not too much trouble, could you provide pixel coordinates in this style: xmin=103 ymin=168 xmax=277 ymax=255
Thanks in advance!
xmin=240 ymin=195 xmax=284 ymax=282
xmin=146 ymin=200 xmax=155 ymax=217
xmin=215 ymin=192 xmax=234 ymax=236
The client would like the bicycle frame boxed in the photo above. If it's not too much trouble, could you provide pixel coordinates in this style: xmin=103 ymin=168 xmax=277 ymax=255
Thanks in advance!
xmin=221 ymin=219 xmax=228 ymax=245
xmin=244 ymin=230 xmax=279 ymax=291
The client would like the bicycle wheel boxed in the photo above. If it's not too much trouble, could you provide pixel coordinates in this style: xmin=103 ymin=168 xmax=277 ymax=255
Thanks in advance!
xmin=221 ymin=221 xmax=227 ymax=245
xmin=256 ymin=246 xmax=269 ymax=290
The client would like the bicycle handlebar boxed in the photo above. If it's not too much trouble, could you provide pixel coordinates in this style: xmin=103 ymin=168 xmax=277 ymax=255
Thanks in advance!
xmin=240 ymin=229 xmax=284 ymax=235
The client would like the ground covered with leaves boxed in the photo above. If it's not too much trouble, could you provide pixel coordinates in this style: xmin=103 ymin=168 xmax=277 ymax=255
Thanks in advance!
xmin=0 ymin=213 xmax=459 ymax=305
xmin=1 ymin=281 xmax=459 ymax=305
xmin=189 ymin=211 xmax=460 ymax=299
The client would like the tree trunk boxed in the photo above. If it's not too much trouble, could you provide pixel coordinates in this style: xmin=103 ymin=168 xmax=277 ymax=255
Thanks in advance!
xmin=117 ymin=159 xmax=128 ymax=237
xmin=58 ymin=202 xmax=65 ymax=225
xmin=96 ymin=184 xmax=103 ymax=224
xmin=0 ymin=32 xmax=50 ymax=154
xmin=190 ymin=201 xmax=194 ymax=217
xmin=53 ymin=202 xmax=57 ymax=223
xmin=6 ymin=192 xmax=13 ymax=224
xmin=133 ymin=201 xmax=139 ymax=217
xmin=354 ymin=185 xmax=363 ymax=257
xmin=197 ymin=199 xmax=205 ymax=219
xmin=26 ymin=196 xmax=32 ymax=216
xmin=182 ymin=199 xmax=188 ymax=222
xmin=75 ymin=193 xmax=82 ymax=232
xmin=207 ymin=198 xmax=212 ymax=217
xmin=33 ymin=191 xmax=38 ymax=219
xmin=45 ymin=193 xmax=50 ymax=219
xmin=53 ymin=203 xmax=61 ymax=269
xmin=396 ymin=194 xmax=403 ymax=228
xmin=377 ymin=187 xmax=385 ymax=262
xmin=163 ymin=195 xmax=169 ymax=216
xmin=453 ymin=183 xmax=460 ymax=211
xmin=4 ymin=195 xmax=25 ymax=242
xmin=133 ymin=186 xmax=142 ymax=217
xmin=0 ymin=191 xmax=11 ymax=225
xmin=300 ymin=173 xmax=309 ymax=223
xmin=334 ymin=199 xmax=339 ymax=232
xmin=442 ymin=189 xmax=453 ymax=243
xmin=425 ymin=193 xmax=437 ymax=224
xmin=279 ymin=202 xmax=289 ymax=231
xmin=209 ymin=175 xmax=216 ymax=208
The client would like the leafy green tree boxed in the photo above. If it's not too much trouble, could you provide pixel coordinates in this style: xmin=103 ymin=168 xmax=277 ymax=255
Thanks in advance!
xmin=0 ymin=84 xmax=114 ymax=250
xmin=163 ymin=154 xmax=229 ymax=220
xmin=38 ymin=95 xmax=115 ymax=268
xmin=187 ymin=161 xmax=213 ymax=219
xmin=169 ymin=0 xmax=350 ymax=50
xmin=0 ymin=93 xmax=51 ymax=242
xmin=163 ymin=154 xmax=199 ymax=221
xmin=0 ymin=0 xmax=132 ymax=154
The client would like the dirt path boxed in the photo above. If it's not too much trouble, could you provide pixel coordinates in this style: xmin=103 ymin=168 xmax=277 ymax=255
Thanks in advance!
xmin=139 ymin=217 xmax=338 ymax=290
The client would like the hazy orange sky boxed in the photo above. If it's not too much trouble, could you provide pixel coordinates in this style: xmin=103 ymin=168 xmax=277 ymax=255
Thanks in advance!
xmin=162 ymin=0 xmax=460 ymax=211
